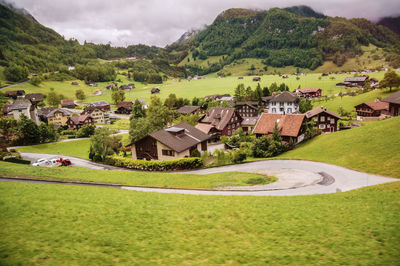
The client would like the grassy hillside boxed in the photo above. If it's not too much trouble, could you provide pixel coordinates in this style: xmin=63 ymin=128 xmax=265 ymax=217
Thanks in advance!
xmin=1 ymin=181 xmax=399 ymax=264
xmin=279 ymin=117 xmax=400 ymax=178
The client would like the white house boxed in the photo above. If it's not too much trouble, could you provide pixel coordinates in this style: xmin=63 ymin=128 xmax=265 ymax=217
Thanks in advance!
xmin=264 ymin=91 xmax=300 ymax=114
xmin=10 ymin=99 xmax=39 ymax=124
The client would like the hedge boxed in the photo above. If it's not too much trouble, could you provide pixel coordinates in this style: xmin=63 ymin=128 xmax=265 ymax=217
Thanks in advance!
xmin=3 ymin=157 xmax=31 ymax=164
xmin=104 ymin=156 xmax=203 ymax=171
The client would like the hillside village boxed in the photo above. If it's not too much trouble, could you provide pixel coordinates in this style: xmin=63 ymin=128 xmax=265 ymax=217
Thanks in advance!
xmin=1 ymin=2 xmax=400 ymax=265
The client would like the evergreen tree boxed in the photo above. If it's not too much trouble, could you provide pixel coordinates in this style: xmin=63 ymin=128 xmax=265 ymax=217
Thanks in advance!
xmin=131 ymin=99 xmax=146 ymax=119
xmin=234 ymin=84 xmax=245 ymax=102
xmin=262 ymin=86 xmax=270 ymax=96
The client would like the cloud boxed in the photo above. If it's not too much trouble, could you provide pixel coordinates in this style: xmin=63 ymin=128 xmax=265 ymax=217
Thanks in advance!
xmin=9 ymin=0 xmax=400 ymax=47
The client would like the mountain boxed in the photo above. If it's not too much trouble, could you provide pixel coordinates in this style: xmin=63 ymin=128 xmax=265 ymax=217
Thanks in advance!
xmin=377 ymin=16 xmax=400 ymax=35
xmin=184 ymin=6 xmax=400 ymax=74
xmin=175 ymin=25 xmax=207 ymax=44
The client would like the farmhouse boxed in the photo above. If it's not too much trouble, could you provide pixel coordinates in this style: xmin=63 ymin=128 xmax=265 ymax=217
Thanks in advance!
xmin=130 ymin=122 xmax=210 ymax=161
xmin=5 ymin=90 xmax=25 ymax=99
xmin=241 ymin=117 xmax=258 ymax=133
xmin=264 ymin=91 xmax=300 ymax=114
xmin=82 ymin=107 xmax=107 ymax=124
xmin=177 ymin=105 xmax=202 ymax=115
xmin=46 ymin=108 xmax=72 ymax=127
xmin=86 ymin=101 xmax=110 ymax=111
xmin=115 ymin=101 xmax=133 ymax=114
xmin=253 ymin=113 xmax=306 ymax=143
xmin=355 ymin=101 xmax=389 ymax=120
xmin=293 ymin=88 xmax=322 ymax=98
xmin=234 ymin=101 xmax=260 ymax=117
xmin=196 ymin=107 xmax=242 ymax=139
xmin=66 ymin=114 xmax=94 ymax=130
xmin=305 ymin=107 xmax=341 ymax=133
xmin=203 ymin=94 xmax=230 ymax=101
xmin=253 ymin=77 xmax=261 ymax=81
xmin=9 ymin=99 xmax=39 ymax=124
xmin=61 ymin=99 xmax=77 ymax=109
xmin=37 ymin=107 xmax=57 ymax=123
xmin=106 ymin=83 xmax=118 ymax=90
xmin=383 ymin=90 xmax=400 ymax=116
xmin=151 ymin=88 xmax=160 ymax=94
xmin=25 ymin=93 xmax=44 ymax=105
xmin=338 ymin=76 xmax=368 ymax=88
xmin=120 ymin=84 xmax=135 ymax=90
xmin=71 ymin=81 xmax=79 ymax=86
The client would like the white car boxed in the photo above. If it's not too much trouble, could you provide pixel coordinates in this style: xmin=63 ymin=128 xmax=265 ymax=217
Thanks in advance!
xmin=32 ymin=158 xmax=51 ymax=166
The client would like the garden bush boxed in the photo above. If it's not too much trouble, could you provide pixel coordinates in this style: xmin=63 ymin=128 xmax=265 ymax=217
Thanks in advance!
xmin=104 ymin=156 xmax=203 ymax=171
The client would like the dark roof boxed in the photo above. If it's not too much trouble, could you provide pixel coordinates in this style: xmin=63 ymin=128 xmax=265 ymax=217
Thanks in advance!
xmin=61 ymin=99 xmax=76 ymax=106
xmin=234 ymin=101 xmax=259 ymax=109
xmin=253 ymin=113 xmax=305 ymax=137
xmin=38 ymin=107 xmax=58 ymax=117
xmin=46 ymin=108 xmax=72 ymax=118
xmin=117 ymin=101 xmax=133 ymax=109
xmin=383 ymin=91 xmax=400 ymax=105
xmin=68 ymin=114 xmax=91 ymax=124
xmin=10 ymin=99 xmax=31 ymax=110
xmin=305 ymin=107 xmax=341 ymax=119
xmin=270 ymin=91 xmax=299 ymax=103
xmin=25 ymin=93 xmax=44 ymax=102
xmin=88 ymin=101 xmax=109 ymax=107
xmin=136 ymin=122 xmax=210 ymax=153
xmin=177 ymin=105 xmax=200 ymax=114
xmin=199 ymin=107 xmax=239 ymax=131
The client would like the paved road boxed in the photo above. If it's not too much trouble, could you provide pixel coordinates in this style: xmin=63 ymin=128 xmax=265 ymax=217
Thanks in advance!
xmin=0 ymin=80 xmax=29 ymax=90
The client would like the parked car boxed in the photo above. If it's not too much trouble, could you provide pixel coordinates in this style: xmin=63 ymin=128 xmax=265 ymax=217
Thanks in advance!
xmin=32 ymin=158 xmax=51 ymax=167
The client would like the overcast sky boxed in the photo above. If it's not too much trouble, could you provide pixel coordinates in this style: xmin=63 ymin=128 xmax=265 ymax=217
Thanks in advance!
xmin=8 ymin=0 xmax=400 ymax=47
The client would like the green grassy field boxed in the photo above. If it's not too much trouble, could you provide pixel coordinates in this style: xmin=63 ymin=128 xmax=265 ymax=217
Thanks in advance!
xmin=279 ymin=117 xmax=400 ymax=178
xmin=0 ymin=181 xmax=399 ymax=265
xmin=0 ymin=161 xmax=273 ymax=189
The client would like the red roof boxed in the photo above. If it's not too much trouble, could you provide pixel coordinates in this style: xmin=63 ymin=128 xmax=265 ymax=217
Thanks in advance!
xmin=61 ymin=99 xmax=75 ymax=105
xmin=253 ymin=113 xmax=305 ymax=137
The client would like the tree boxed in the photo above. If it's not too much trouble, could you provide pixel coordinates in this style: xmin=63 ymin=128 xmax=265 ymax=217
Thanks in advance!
xmin=38 ymin=123 xmax=59 ymax=143
xmin=17 ymin=114 xmax=40 ymax=145
xmin=379 ymin=70 xmax=400 ymax=92
xmin=47 ymin=89 xmax=63 ymax=107
xmin=131 ymin=99 xmax=146 ymax=119
xmin=255 ymin=83 xmax=263 ymax=104
xmin=89 ymin=128 xmax=121 ymax=161
xmin=299 ymin=98 xmax=313 ymax=113
xmin=4 ymin=64 xmax=28 ymax=82
xmin=164 ymin=93 xmax=178 ymax=109
xmin=234 ymin=84 xmax=245 ymax=102
xmin=245 ymin=86 xmax=253 ymax=100
xmin=75 ymin=89 xmax=86 ymax=100
xmin=77 ymin=124 xmax=95 ymax=138
xmin=30 ymin=76 xmax=42 ymax=86
xmin=0 ymin=117 xmax=18 ymax=147
xmin=262 ymin=86 xmax=270 ymax=97
xmin=111 ymin=90 xmax=125 ymax=105
xmin=269 ymin=82 xmax=279 ymax=93
xmin=252 ymin=136 xmax=271 ymax=158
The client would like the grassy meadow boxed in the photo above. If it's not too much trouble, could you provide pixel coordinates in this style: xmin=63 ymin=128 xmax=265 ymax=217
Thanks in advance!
xmin=0 ymin=161 xmax=273 ymax=189
xmin=279 ymin=117 xmax=400 ymax=178
xmin=1 ymin=181 xmax=399 ymax=265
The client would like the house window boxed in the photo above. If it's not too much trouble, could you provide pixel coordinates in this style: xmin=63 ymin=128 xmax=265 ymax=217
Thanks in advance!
xmin=228 ymin=124 xmax=231 ymax=129
xmin=287 ymin=108 xmax=292 ymax=113
xmin=320 ymin=116 xmax=325 ymax=122
xmin=319 ymin=124 xmax=326 ymax=129
xmin=227 ymin=130 xmax=231 ymax=135
xmin=272 ymin=108 xmax=276 ymax=113
xmin=272 ymin=102 xmax=276 ymax=106
xmin=162 ymin=149 xmax=175 ymax=156
xmin=331 ymin=118 xmax=335 ymax=124
xmin=314 ymin=117 xmax=318 ymax=122
xmin=288 ymin=102 xmax=292 ymax=106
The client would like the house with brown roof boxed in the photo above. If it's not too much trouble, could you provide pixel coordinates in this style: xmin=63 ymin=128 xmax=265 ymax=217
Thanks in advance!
xmin=253 ymin=77 xmax=261 ymax=82
xmin=25 ymin=93 xmax=44 ymax=105
xmin=264 ymin=91 xmax=300 ymax=114
xmin=253 ymin=113 xmax=306 ymax=143
xmin=151 ymin=88 xmax=160 ymax=94
xmin=383 ymin=91 xmax=400 ymax=116
xmin=177 ymin=105 xmax=201 ymax=115
xmin=61 ymin=99 xmax=77 ymax=109
xmin=293 ymin=88 xmax=322 ymax=98
xmin=355 ymin=101 xmax=389 ymax=121
xmin=115 ymin=101 xmax=133 ymax=114
xmin=130 ymin=122 xmax=210 ymax=161
xmin=46 ymin=108 xmax=72 ymax=127
xmin=5 ymin=90 xmax=25 ymax=99
xmin=86 ymin=101 xmax=110 ymax=111
xmin=66 ymin=115 xmax=94 ymax=130
xmin=305 ymin=107 xmax=341 ymax=133
xmin=234 ymin=101 xmax=260 ymax=117
xmin=196 ymin=107 xmax=243 ymax=140
xmin=82 ymin=107 xmax=106 ymax=124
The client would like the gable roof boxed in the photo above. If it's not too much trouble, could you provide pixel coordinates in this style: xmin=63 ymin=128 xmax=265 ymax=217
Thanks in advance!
xmin=234 ymin=101 xmax=259 ymax=109
xmin=46 ymin=108 xmax=72 ymax=118
xmin=270 ymin=91 xmax=299 ymax=103
xmin=177 ymin=105 xmax=200 ymax=114
xmin=68 ymin=114 xmax=91 ymax=125
xmin=383 ymin=91 xmax=400 ymax=105
xmin=61 ymin=99 xmax=76 ymax=106
xmin=199 ymin=107 xmax=239 ymax=131
xmin=253 ymin=113 xmax=305 ymax=137
xmin=38 ymin=107 xmax=58 ymax=117
xmin=10 ymin=99 xmax=31 ymax=110
xmin=344 ymin=76 xmax=367 ymax=82
xmin=88 ymin=101 xmax=109 ymax=107
xmin=139 ymin=122 xmax=210 ymax=153
xmin=296 ymin=88 xmax=321 ymax=93
xmin=305 ymin=107 xmax=341 ymax=119
xmin=117 ymin=101 xmax=133 ymax=109
xmin=356 ymin=101 xmax=389 ymax=111
xmin=242 ymin=117 xmax=258 ymax=126
xmin=25 ymin=93 xmax=44 ymax=102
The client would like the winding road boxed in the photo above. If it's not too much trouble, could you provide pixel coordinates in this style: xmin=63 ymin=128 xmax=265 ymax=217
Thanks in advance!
xmin=12 ymin=153 xmax=399 ymax=196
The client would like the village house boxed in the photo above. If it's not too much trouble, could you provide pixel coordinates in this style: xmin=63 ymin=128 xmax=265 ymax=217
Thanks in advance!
xmin=383 ymin=91 xmax=400 ymax=116
xmin=37 ymin=107 xmax=57 ymax=123
xmin=337 ymin=76 xmax=369 ymax=88
xmin=119 ymin=84 xmax=135 ymax=90
xmin=82 ymin=106 xmax=107 ymax=124
xmin=66 ymin=114 xmax=94 ymax=130
xmin=5 ymin=90 xmax=25 ymax=99
xmin=71 ymin=81 xmax=79 ymax=86
xmin=264 ymin=91 xmax=300 ymax=114
xmin=203 ymin=94 xmax=230 ymax=101
xmin=234 ymin=101 xmax=260 ymax=117
xmin=46 ymin=108 xmax=72 ymax=127
xmin=196 ymin=107 xmax=243 ymax=139
xmin=305 ymin=107 xmax=341 ymax=133
xmin=86 ymin=101 xmax=110 ymax=111
xmin=115 ymin=101 xmax=133 ymax=114
xmin=25 ymin=93 xmax=44 ymax=105
xmin=293 ymin=88 xmax=322 ymax=98
xmin=61 ymin=99 xmax=77 ymax=109
xmin=129 ymin=122 xmax=210 ymax=161
xmin=241 ymin=117 xmax=258 ymax=133
xmin=253 ymin=113 xmax=306 ymax=143
xmin=177 ymin=105 xmax=202 ymax=115
xmin=355 ymin=101 xmax=389 ymax=120
xmin=106 ymin=83 xmax=118 ymax=90
xmin=151 ymin=88 xmax=160 ymax=94
xmin=253 ymin=77 xmax=261 ymax=82
xmin=9 ymin=99 xmax=39 ymax=124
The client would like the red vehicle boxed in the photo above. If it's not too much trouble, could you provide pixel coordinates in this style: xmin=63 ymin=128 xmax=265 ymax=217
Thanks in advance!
xmin=57 ymin=158 xmax=72 ymax=166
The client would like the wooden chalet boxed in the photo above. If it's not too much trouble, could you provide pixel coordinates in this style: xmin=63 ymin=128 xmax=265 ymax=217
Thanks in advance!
xmin=355 ymin=101 xmax=389 ymax=120
xmin=253 ymin=77 xmax=261 ymax=82
xmin=115 ymin=101 xmax=133 ymax=114
xmin=234 ymin=101 xmax=260 ymax=117
xmin=293 ymin=88 xmax=322 ymax=98
xmin=86 ymin=101 xmax=110 ymax=111
xmin=241 ymin=117 xmax=258 ymax=133
xmin=151 ymin=88 xmax=160 ymax=94
xmin=61 ymin=99 xmax=77 ymax=109
xmin=203 ymin=94 xmax=230 ymax=101
xmin=253 ymin=113 xmax=306 ymax=143
xmin=66 ymin=114 xmax=94 ymax=130
xmin=383 ymin=91 xmax=400 ymax=116
xmin=337 ymin=76 xmax=368 ymax=88
xmin=305 ymin=107 xmax=341 ymax=133
xmin=177 ymin=105 xmax=201 ymax=115
xmin=196 ymin=107 xmax=242 ymax=139
xmin=129 ymin=122 xmax=210 ymax=161
xmin=5 ymin=90 xmax=25 ymax=99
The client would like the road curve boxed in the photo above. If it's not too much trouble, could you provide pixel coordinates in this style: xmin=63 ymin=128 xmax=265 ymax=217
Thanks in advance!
xmin=14 ymin=153 xmax=399 ymax=196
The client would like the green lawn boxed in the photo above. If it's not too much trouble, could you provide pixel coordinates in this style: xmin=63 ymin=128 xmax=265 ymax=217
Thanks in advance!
xmin=0 ymin=181 xmax=399 ymax=265
xmin=0 ymin=161 xmax=273 ymax=189
xmin=279 ymin=117 xmax=400 ymax=178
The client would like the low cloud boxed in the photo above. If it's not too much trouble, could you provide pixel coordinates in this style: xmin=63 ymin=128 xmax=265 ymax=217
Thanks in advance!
xmin=9 ymin=0 xmax=400 ymax=47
